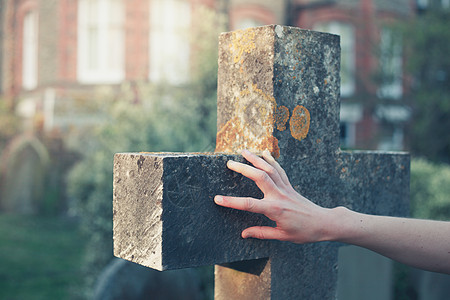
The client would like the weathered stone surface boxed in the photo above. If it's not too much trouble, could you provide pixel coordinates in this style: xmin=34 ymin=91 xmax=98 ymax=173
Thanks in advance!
xmin=215 ymin=258 xmax=271 ymax=300
xmin=113 ymin=25 xmax=410 ymax=299
xmin=113 ymin=149 xmax=409 ymax=295
xmin=214 ymin=151 xmax=409 ymax=299
xmin=216 ymin=25 xmax=340 ymax=160
xmin=212 ymin=25 xmax=409 ymax=299
xmin=113 ymin=153 xmax=274 ymax=271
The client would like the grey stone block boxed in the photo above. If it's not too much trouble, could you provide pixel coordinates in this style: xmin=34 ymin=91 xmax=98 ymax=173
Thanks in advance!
xmin=216 ymin=25 xmax=340 ymax=160
xmin=113 ymin=153 xmax=274 ymax=271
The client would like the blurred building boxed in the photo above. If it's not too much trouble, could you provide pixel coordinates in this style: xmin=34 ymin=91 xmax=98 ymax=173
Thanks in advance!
xmin=0 ymin=0 xmax=418 ymax=151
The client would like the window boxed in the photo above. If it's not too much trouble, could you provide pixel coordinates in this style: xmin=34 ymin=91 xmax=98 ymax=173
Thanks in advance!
xmin=77 ymin=0 xmax=124 ymax=83
xmin=149 ymin=0 xmax=191 ymax=84
xmin=340 ymin=122 xmax=356 ymax=149
xmin=417 ymin=0 xmax=450 ymax=10
xmin=378 ymin=126 xmax=404 ymax=151
xmin=22 ymin=11 xmax=38 ymax=90
xmin=339 ymin=103 xmax=362 ymax=148
xmin=314 ymin=22 xmax=355 ymax=97
xmin=416 ymin=0 xmax=429 ymax=9
xmin=378 ymin=28 xmax=403 ymax=100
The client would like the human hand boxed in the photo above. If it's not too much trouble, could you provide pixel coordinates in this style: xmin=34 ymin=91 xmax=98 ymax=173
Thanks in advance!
xmin=214 ymin=150 xmax=333 ymax=244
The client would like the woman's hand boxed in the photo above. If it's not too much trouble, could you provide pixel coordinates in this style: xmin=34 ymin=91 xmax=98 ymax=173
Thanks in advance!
xmin=214 ymin=149 xmax=334 ymax=244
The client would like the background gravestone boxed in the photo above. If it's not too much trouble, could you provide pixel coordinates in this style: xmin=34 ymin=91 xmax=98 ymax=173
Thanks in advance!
xmin=0 ymin=134 xmax=49 ymax=214
xmin=93 ymin=258 xmax=202 ymax=300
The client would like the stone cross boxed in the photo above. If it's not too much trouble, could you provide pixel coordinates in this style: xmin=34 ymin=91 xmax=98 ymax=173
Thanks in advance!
xmin=113 ymin=25 xmax=409 ymax=299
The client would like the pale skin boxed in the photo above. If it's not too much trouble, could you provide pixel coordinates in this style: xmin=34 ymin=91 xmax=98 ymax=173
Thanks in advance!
xmin=214 ymin=149 xmax=450 ymax=275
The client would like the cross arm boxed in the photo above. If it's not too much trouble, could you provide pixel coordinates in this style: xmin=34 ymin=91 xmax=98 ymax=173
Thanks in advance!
xmin=336 ymin=151 xmax=410 ymax=217
xmin=113 ymin=152 xmax=273 ymax=271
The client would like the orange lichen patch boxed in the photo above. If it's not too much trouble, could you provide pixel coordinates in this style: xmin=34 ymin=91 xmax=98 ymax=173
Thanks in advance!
xmin=316 ymin=138 xmax=322 ymax=144
xmin=290 ymin=106 xmax=310 ymax=139
xmin=229 ymin=29 xmax=256 ymax=64
xmin=289 ymin=105 xmax=310 ymax=141
xmin=260 ymin=135 xmax=280 ymax=158
xmin=324 ymin=79 xmax=328 ymax=85
xmin=215 ymin=117 xmax=280 ymax=158
xmin=275 ymin=106 xmax=289 ymax=131
xmin=215 ymin=116 xmax=241 ymax=153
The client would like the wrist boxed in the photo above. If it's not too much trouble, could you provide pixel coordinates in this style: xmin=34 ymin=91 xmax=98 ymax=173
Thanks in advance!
xmin=321 ymin=206 xmax=355 ymax=242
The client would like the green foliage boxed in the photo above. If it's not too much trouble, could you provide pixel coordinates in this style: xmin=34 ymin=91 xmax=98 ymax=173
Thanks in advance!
xmin=67 ymin=6 xmax=225 ymax=296
xmin=410 ymin=158 xmax=450 ymax=220
xmin=404 ymin=10 xmax=450 ymax=163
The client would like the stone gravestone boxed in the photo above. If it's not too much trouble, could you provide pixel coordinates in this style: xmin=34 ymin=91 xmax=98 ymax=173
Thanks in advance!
xmin=0 ymin=134 xmax=49 ymax=214
xmin=113 ymin=25 xmax=409 ymax=299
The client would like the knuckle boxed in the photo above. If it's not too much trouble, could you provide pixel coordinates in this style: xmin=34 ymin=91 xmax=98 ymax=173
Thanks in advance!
xmin=265 ymin=165 xmax=277 ymax=176
xmin=251 ymin=227 xmax=265 ymax=240
xmin=255 ymin=170 xmax=270 ymax=183
xmin=244 ymin=198 xmax=256 ymax=211
xmin=256 ymin=230 xmax=266 ymax=240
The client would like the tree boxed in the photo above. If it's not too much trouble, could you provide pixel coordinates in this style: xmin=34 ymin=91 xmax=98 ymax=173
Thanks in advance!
xmin=405 ymin=9 xmax=450 ymax=163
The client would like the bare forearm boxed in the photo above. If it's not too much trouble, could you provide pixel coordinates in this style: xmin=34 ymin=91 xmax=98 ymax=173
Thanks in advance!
xmin=327 ymin=207 xmax=450 ymax=274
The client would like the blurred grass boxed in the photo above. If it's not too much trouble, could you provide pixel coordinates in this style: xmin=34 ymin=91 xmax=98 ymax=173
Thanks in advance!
xmin=0 ymin=214 xmax=86 ymax=300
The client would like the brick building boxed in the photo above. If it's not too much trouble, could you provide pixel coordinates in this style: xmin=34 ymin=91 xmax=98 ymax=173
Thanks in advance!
xmin=1 ymin=0 xmax=415 ymax=150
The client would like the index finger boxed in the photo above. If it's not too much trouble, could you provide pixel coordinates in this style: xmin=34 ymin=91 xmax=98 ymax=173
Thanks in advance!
xmin=214 ymin=195 xmax=269 ymax=216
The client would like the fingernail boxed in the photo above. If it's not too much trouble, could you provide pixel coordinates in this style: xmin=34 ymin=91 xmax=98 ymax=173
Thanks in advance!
xmin=227 ymin=160 xmax=235 ymax=167
xmin=263 ymin=150 xmax=274 ymax=161
xmin=242 ymin=149 xmax=250 ymax=155
xmin=214 ymin=196 xmax=223 ymax=204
